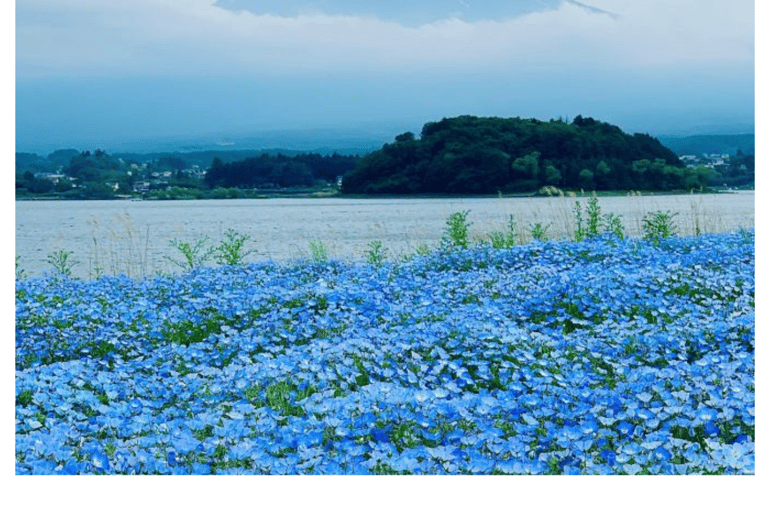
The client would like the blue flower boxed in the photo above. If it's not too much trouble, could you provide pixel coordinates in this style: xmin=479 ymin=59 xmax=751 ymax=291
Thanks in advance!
xmin=703 ymin=421 xmax=720 ymax=437
xmin=14 ymin=232 xmax=754 ymax=474
xmin=368 ymin=427 xmax=389 ymax=443
xmin=90 ymin=450 xmax=111 ymax=472
xmin=601 ymin=450 xmax=616 ymax=466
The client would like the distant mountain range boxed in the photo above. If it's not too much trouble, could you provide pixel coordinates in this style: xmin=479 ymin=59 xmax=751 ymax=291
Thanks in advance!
xmin=139 ymin=130 xmax=755 ymax=159
xmin=658 ymin=134 xmax=754 ymax=156
xmin=54 ymin=126 xmax=403 ymax=157
xmin=16 ymin=122 xmax=755 ymax=159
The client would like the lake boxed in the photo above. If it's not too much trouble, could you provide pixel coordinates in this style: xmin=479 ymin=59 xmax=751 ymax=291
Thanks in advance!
xmin=15 ymin=191 xmax=754 ymax=279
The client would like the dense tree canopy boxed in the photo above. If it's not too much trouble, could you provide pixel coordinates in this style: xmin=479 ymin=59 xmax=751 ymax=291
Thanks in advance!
xmin=204 ymin=152 xmax=358 ymax=189
xmin=341 ymin=115 xmax=712 ymax=194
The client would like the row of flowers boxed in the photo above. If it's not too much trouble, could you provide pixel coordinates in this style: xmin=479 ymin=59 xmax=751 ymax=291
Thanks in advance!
xmin=15 ymin=231 xmax=754 ymax=474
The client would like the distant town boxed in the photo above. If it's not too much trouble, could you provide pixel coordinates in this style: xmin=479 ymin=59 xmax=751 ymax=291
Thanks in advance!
xmin=15 ymin=149 xmax=357 ymax=200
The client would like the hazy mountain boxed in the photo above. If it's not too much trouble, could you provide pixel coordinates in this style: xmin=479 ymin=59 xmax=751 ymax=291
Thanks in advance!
xmin=17 ymin=125 xmax=410 ymax=156
xmin=658 ymin=134 xmax=755 ymax=156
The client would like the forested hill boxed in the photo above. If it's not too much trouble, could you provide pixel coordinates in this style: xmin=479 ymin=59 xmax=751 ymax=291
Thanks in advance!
xmin=341 ymin=115 xmax=716 ymax=195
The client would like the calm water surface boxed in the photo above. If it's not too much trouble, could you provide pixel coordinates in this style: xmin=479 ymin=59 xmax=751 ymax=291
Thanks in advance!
xmin=16 ymin=192 xmax=754 ymax=279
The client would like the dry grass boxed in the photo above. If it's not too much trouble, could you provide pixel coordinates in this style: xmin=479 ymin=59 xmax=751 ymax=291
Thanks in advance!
xmin=22 ymin=192 xmax=751 ymax=280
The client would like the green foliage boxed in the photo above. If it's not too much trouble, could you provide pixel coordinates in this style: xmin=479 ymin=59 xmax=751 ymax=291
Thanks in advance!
xmin=573 ymin=201 xmax=586 ymax=242
xmin=487 ymin=232 xmax=507 ymax=249
xmin=601 ymin=213 xmax=625 ymax=240
xmin=165 ymin=236 xmax=215 ymax=270
xmin=586 ymin=195 xmax=602 ymax=235
xmin=442 ymin=210 xmax=472 ymax=249
xmin=161 ymin=308 xmax=227 ymax=347
xmin=512 ymin=153 xmax=540 ymax=181
xmin=16 ymin=389 xmax=34 ymax=408
xmin=578 ymin=168 xmax=595 ymax=189
xmin=529 ymin=222 xmax=551 ymax=242
xmin=414 ymin=244 xmax=432 ymax=257
xmin=214 ymin=229 xmax=255 ymax=265
xmin=308 ymin=240 xmax=329 ymax=264
xmin=574 ymin=196 xmax=624 ymax=242
xmin=264 ymin=381 xmax=318 ymax=417
xmin=488 ymin=214 xmax=517 ymax=248
xmin=46 ymin=249 xmax=79 ymax=277
xmin=16 ymin=256 xmax=26 ymax=279
xmin=365 ymin=240 xmax=388 ymax=266
xmin=642 ymin=211 xmax=678 ymax=245
xmin=544 ymin=165 xmax=562 ymax=186
xmin=205 ymin=152 xmax=357 ymax=189
xmin=342 ymin=115 xmax=685 ymax=195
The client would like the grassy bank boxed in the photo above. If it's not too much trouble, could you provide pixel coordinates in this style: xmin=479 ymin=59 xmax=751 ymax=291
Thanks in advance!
xmin=17 ymin=191 xmax=754 ymax=280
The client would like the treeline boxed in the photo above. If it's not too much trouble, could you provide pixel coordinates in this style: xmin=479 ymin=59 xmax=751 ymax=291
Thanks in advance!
xmin=341 ymin=115 xmax=719 ymax=194
xmin=204 ymin=152 xmax=358 ymax=189
xmin=112 ymin=148 xmax=317 ymax=169
xmin=16 ymin=148 xmax=359 ymax=199
xmin=16 ymin=149 xmax=130 ymax=199
xmin=721 ymin=150 xmax=755 ymax=187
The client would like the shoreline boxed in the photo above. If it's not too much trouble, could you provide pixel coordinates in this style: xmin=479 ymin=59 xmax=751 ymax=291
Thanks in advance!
xmin=14 ymin=186 xmax=752 ymax=202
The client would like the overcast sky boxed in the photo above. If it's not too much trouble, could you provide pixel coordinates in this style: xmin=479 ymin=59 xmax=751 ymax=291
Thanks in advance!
xmin=14 ymin=0 xmax=756 ymax=153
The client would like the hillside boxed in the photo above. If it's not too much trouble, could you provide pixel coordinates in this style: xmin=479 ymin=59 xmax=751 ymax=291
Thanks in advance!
xmin=659 ymin=134 xmax=755 ymax=156
xmin=341 ymin=116 xmax=717 ymax=195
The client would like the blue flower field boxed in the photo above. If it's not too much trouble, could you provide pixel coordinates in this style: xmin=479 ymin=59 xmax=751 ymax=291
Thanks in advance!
xmin=15 ymin=231 xmax=755 ymax=474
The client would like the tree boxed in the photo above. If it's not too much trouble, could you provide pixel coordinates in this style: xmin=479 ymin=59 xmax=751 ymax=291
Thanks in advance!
xmin=341 ymin=115 xmax=686 ymax=194
xmin=512 ymin=152 xmax=540 ymax=181
xmin=595 ymin=160 xmax=611 ymax=187
xmin=159 ymin=156 xmax=188 ymax=171
xmin=544 ymin=165 xmax=562 ymax=186
xmin=578 ymin=169 xmax=595 ymax=190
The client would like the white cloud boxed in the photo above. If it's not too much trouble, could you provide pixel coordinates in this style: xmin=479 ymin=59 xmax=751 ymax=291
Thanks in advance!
xmin=15 ymin=0 xmax=754 ymax=78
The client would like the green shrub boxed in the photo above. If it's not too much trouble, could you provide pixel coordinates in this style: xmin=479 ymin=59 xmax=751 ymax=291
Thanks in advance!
xmin=574 ymin=196 xmax=625 ymax=242
xmin=573 ymin=201 xmax=586 ymax=242
xmin=586 ymin=195 xmax=602 ymax=236
xmin=488 ymin=214 xmax=517 ymax=248
xmin=46 ymin=249 xmax=79 ymax=277
xmin=642 ymin=211 xmax=678 ymax=245
xmin=215 ymin=229 xmax=255 ymax=265
xmin=308 ymin=240 xmax=329 ymax=264
xmin=365 ymin=240 xmax=388 ymax=266
xmin=165 ymin=236 xmax=215 ymax=270
xmin=529 ymin=222 xmax=551 ymax=241
xmin=602 ymin=213 xmax=626 ymax=240
xmin=442 ymin=210 xmax=471 ymax=249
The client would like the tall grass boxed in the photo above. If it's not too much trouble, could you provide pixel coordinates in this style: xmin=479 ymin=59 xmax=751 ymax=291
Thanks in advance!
xmin=18 ymin=191 xmax=751 ymax=280
xmin=477 ymin=189 xmax=733 ymax=242
xmin=87 ymin=213 xmax=154 ymax=279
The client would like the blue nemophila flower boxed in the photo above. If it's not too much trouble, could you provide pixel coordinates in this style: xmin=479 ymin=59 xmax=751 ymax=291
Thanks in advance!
xmin=90 ymin=450 xmax=111 ymax=472
xmin=696 ymin=407 xmax=719 ymax=423
xmin=15 ymin=232 xmax=754 ymax=474
xmin=703 ymin=421 xmax=720 ymax=437
xmin=601 ymin=449 xmax=617 ymax=466
xmin=616 ymin=421 xmax=634 ymax=437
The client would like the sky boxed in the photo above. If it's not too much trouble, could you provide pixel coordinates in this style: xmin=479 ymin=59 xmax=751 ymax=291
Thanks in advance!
xmin=12 ymin=0 xmax=756 ymax=153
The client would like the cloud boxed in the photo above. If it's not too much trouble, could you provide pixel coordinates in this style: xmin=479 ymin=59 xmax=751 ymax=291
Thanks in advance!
xmin=211 ymin=0 xmax=566 ymax=25
xmin=15 ymin=0 xmax=754 ymax=78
